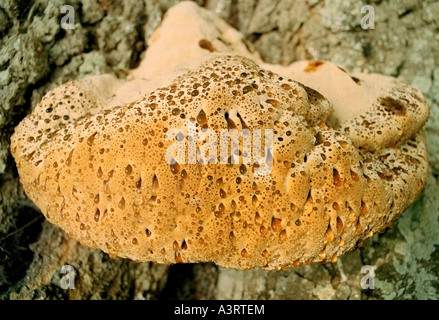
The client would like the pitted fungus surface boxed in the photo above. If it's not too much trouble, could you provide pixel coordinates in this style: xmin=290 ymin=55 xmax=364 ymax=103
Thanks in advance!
xmin=10 ymin=2 xmax=429 ymax=270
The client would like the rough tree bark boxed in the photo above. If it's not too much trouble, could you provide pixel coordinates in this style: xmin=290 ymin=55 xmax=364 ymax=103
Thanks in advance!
xmin=1 ymin=0 xmax=438 ymax=300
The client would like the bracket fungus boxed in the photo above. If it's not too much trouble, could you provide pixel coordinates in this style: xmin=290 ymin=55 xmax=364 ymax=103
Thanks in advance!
xmin=11 ymin=2 xmax=429 ymax=270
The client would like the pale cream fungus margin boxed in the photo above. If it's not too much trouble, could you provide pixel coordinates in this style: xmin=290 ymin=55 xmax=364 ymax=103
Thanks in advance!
xmin=10 ymin=2 xmax=429 ymax=270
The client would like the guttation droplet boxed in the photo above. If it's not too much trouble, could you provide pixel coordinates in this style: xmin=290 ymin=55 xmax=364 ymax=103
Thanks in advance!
xmin=170 ymin=161 xmax=181 ymax=174
xmin=252 ymin=195 xmax=260 ymax=208
xmin=152 ymin=175 xmax=159 ymax=196
xmin=175 ymin=252 xmax=183 ymax=263
xmin=118 ymin=197 xmax=126 ymax=209
xmin=333 ymin=169 xmax=342 ymax=187
xmin=271 ymin=217 xmax=282 ymax=232
xmin=197 ymin=109 xmax=207 ymax=125
xmin=94 ymin=209 xmax=100 ymax=222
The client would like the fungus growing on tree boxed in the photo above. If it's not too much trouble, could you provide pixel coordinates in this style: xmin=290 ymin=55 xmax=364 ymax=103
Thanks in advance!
xmin=10 ymin=2 xmax=429 ymax=270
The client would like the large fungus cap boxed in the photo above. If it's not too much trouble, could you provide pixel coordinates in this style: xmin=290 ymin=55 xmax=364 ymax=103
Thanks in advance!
xmin=10 ymin=2 xmax=429 ymax=270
